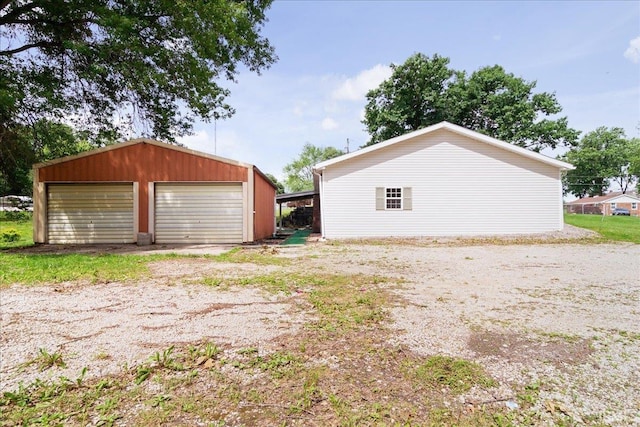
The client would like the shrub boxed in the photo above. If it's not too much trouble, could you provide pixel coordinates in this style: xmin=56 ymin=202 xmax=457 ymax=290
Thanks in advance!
xmin=1 ymin=228 xmax=20 ymax=242
xmin=1 ymin=211 xmax=32 ymax=222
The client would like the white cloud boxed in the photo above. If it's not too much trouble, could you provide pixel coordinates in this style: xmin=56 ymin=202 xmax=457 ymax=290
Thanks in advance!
xmin=292 ymin=101 xmax=308 ymax=117
xmin=321 ymin=117 xmax=338 ymax=130
xmin=331 ymin=64 xmax=392 ymax=101
xmin=623 ymin=36 xmax=640 ymax=63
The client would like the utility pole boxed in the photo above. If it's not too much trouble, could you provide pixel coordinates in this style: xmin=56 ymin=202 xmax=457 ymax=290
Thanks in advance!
xmin=345 ymin=138 xmax=350 ymax=153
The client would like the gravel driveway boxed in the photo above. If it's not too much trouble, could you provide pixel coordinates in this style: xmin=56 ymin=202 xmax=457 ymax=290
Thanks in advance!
xmin=1 ymin=239 xmax=639 ymax=425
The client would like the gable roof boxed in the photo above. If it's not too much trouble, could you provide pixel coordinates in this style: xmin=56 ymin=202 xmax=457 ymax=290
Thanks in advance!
xmin=33 ymin=138 xmax=251 ymax=169
xmin=568 ymin=192 xmax=640 ymax=205
xmin=33 ymin=138 xmax=278 ymax=190
xmin=314 ymin=121 xmax=574 ymax=171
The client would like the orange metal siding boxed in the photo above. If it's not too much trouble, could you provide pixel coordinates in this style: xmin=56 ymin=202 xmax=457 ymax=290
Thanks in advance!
xmin=253 ymin=169 xmax=276 ymax=240
xmin=38 ymin=142 xmax=248 ymax=233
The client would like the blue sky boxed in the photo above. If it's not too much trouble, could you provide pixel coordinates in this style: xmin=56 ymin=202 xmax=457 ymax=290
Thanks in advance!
xmin=178 ymin=1 xmax=640 ymax=183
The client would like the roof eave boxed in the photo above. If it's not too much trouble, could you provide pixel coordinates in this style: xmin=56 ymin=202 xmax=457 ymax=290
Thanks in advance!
xmin=33 ymin=138 xmax=253 ymax=170
xmin=314 ymin=121 xmax=575 ymax=171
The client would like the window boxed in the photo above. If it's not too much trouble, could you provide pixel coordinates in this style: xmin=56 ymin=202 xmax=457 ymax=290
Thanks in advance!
xmin=376 ymin=187 xmax=412 ymax=211
xmin=386 ymin=187 xmax=402 ymax=210
xmin=633 ymin=203 xmax=638 ymax=210
xmin=611 ymin=203 xmax=616 ymax=209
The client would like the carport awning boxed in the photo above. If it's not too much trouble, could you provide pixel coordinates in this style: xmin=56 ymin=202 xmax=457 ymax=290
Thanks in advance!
xmin=276 ymin=190 xmax=317 ymax=204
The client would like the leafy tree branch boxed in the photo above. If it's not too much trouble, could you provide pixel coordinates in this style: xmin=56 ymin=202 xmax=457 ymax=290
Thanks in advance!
xmin=363 ymin=53 xmax=579 ymax=151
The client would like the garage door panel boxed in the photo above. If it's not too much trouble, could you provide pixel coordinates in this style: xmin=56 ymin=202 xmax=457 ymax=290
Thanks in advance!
xmin=155 ymin=183 xmax=243 ymax=244
xmin=155 ymin=209 xmax=242 ymax=218
xmin=47 ymin=184 xmax=134 ymax=244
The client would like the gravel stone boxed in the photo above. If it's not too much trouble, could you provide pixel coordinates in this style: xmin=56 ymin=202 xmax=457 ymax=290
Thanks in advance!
xmin=1 ymin=236 xmax=638 ymax=425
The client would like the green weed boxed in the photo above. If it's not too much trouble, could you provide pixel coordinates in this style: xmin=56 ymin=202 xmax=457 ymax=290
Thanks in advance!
xmin=214 ymin=247 xmax=291 ymax=266
xmin=150 ymin=345 xmax=184 ymax=371
xmin=24 ymin=348 xmax=67 ymax=371
xmin=248 ymin=351 xmax=302 ymax=379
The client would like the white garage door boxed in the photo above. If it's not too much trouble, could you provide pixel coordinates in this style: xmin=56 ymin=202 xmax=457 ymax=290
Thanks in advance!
xmin=47 ymin=184 xmax=134 ymax=244
xmin=155 ymin=183 xmax=243 ymax=244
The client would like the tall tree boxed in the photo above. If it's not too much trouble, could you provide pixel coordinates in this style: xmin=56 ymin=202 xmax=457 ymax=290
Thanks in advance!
xmin=363 ymin=53 xmax=453 ymax=145
xmin=283 ymin=143 xmax=343 ymax=192
xmin=0 ymin=0 xmax=276 ymax=144
xmin=363 ymin=53 xmax=579 ymax=150
xmin=629 ymin=138 xmax=640 ymax=180
xmin=447 ymin=65 xmax=579 ymax=151
xmin=264 ymin=173 xmax=285 ymax=195
xmin=562 ymin=127 xmax=638 ymax=197
xmin=0 ymin=121 xmax=93 ymax=195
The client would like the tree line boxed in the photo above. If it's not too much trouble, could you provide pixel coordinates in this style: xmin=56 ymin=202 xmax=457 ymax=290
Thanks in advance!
xmin=284 ymin=54 xmax=639 ymax=197
xmin=0 ymin=2 xmax=635 ymax=198
xmin=1 ymin=0 xmax=276 ymax=195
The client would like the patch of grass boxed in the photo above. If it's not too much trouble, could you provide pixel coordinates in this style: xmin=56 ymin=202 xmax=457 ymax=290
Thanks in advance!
xmin=189 ymin=272 xmax=297 ymax=293
xmin=94 ymin=350 xmax=111 ymax=361
xmin=0 ymin=368 xmax=101 ymax=426
xmin=538 ymin=331 xmax=582 ymax=343
xmin=616 ymin=329 xmax=640 ymax=342
xmin=0 ymin=214 xmax=33 ymax=249
xmin=340 ymin=230 xmax=601 ymax=248
xmin=213 ymin=246 xmax=290 ymax=266
xmin=0 ymin=253 xmax=178 ymax=286
xmin=1 ymin=339 xmax=546 ymax=426
xmin=191 ymin=272 xmax=394 ymax=321
xmin=517 ymin=380 xmax=541 ymax=407
xmin=307 ymin=275 xmax=389 ymax=331
xmin=247 ymin=351 xmax=303 ymax=379
xmin=407 ymin=355 xmax=496 ymax=394
xmin=564 ymin=213 xmax=640 ymax=243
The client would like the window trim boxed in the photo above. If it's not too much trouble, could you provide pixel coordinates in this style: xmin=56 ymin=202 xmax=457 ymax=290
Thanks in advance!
xmin=375 ymin=187 xmax=412 ymax=211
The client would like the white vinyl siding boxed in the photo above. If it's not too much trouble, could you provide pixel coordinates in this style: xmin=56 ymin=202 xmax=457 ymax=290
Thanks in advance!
xmin=154 ymin=183 xmax=243 ymax=244
xmin=321 ymin=129 xmax=563 ymax=238
xmin=47 ymin=184 xmax=134 ymax=243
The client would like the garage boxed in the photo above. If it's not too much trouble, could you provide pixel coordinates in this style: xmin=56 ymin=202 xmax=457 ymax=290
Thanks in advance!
xmin=33 ymin=139 xmax=276 ymax=245
xmin=47 ymin=184 xmax=134 ymax=244
xmin=154 ymin=183 xmax=243 ymax=244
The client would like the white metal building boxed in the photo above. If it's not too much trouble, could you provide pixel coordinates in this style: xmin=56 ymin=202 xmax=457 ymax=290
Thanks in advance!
xmin=314 ymin=122 xmax=574 ymax=239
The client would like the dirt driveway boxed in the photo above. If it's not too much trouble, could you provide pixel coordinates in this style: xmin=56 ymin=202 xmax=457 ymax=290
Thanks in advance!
xmin=1 ymin=240 xmax=639 ymax=425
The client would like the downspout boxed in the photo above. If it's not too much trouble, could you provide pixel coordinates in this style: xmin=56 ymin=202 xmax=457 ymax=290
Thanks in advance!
xmin=313 ymin=168 xmax=325 ymax=239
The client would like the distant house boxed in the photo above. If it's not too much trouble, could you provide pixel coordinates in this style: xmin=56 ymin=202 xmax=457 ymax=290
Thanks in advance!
xmin=313 ymin=121 xmax=574 ymax=239
xmin=566 ymin=193 xmax=640 ymax=216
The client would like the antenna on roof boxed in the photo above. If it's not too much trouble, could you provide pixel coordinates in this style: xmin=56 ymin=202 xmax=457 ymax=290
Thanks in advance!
xmin=345 ymin=138 xmax=350 ymax=154
xmin=213 ymin=112 xmax=219 ymax=155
